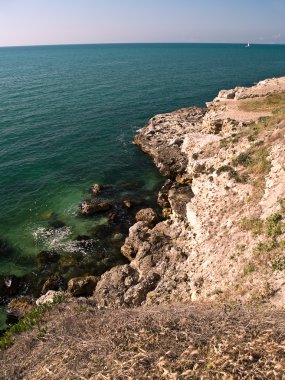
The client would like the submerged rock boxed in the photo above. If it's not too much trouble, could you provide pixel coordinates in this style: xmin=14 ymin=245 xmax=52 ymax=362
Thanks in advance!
xmin=48 ymin=220 xmax=66 ymax=229
xmin=36 ymin=250 xmax=60 ymax=267
xmin=0 ymin=239 xmax=19 ymax=260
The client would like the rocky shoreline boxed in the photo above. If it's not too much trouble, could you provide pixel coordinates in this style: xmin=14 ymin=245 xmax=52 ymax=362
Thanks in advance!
xmin=2 ymin=76 xmax=285 ymax=329
xmin=93 ymin=76 xmax=285 ymax=308
xmin=0 ymin=181 xmax=162 ymax=327
xmin=2 ymin=77 xmax=285 ymax=379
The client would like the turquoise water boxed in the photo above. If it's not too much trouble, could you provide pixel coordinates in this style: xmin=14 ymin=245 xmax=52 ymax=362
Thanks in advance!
xmin=1 ymin=43 xmax=285 ymax=277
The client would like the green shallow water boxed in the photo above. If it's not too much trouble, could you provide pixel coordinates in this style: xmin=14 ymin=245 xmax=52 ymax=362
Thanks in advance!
xmin=0 ymin=43 xmax=285 ymax=283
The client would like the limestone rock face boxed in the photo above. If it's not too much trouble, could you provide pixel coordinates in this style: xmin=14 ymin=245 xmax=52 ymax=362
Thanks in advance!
xmin=36 ymin=290 xmax=63 ymax=306
xmin=134 ymin=107 xmax=207 ymax=178
xmin=121 ymin=221 xmax=151 ymax=261
xmin=94 ymin=265 xmax=139 ymax=308
xmin=94 ymin=77 xmax=285 ymax=308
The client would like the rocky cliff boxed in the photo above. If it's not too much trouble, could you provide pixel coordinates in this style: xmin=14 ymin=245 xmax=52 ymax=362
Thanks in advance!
xmin=94 ymin=77 xmax=285 ymax=308
xmin=3 ymin=78 xmax=285 ymax=380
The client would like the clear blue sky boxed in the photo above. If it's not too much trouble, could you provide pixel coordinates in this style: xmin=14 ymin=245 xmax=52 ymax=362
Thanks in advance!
xmin=0 ymin=0 xmax=284 ymax=46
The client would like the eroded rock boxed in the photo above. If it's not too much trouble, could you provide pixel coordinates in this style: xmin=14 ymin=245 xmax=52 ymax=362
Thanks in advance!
xmin=135 ymin=208 xmax=159 ymax=228
xmin=6 ymin=297 xmax=34 ymax=324
xmin=67 ymin=276 xmax=99 ymax=297
xmin=42 ymin=275 xmax=67 ymax=294
xmin=121 ymin=222 xmax=150 ymax=261
xmin=81 ymin=200 xmax=112 ymax=216
xmin=36 ymin=290 xmax=63 ymax=306
xmin=94 ymin=265 xmax=139 ymax=308
xmin=91 ymin=183 xmax=102 ymax=195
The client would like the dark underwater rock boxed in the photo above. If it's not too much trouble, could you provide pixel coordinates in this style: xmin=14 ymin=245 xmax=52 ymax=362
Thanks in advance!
xmin=48 ymin=220 xmax=66 ymax=229
xmin=75 ymin=235 xmax=92 ymax=241
xmin=0 ymin=275 xmax=23 ymax=303
xmin=0 ymin=239 xmax=18 ymax=259
xmin=37 ymin=250 xmax=60 ymax=267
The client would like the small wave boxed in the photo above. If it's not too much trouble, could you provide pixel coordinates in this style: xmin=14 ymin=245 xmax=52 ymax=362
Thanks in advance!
xmin=116 ymin=132 xmax=129 ymax=147
xmin=32 ymin=225 xmax=100 ymax=255
xmin=32 ymin=226 xmax=72 ymax=250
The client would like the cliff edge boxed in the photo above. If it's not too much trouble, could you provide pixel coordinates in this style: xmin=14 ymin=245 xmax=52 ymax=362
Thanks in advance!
xmin=94 ymin=77 xmax=285 ymax=308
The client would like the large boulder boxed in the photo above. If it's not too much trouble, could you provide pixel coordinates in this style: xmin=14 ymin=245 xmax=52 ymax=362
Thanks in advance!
xmin=41 ymin=275 xmax=67 ymax=294
xmin=80 ymin=200 xmax=111 ymax=216
xmin=36 ymin=250 xmax=60 ymax=267
xmin=121 ymin=222 xmax=150 ymax=261
xmin=123 ymin=272 xmax=160 ymax=306
xmin=135 ymin=208 xmax=159 ymax=228
xmin=67 ymin=276 xmax=99 ymax=297
xmin=94 ymin=265 xmax=139 ymax=308
xmin=36 ymin=290 xmax=64 ymax=306
xmin=6 ymin=297 xmax=34 ymax=324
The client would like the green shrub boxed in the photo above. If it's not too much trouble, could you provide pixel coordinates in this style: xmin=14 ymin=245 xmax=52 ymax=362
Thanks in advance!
xmin=217 ymin=165 xmax=248 ymax=183
xmin=241 ymin=217 xmax=263 ymax=236
xmin=233 ymin=152 xmax=252 ymax=167
xmin=0 ymin=293 xmax=67 ymax=350
xmin=243 ymin=262 xmax=255 ymax=276
xmin=272 ymin=255 xmax=285 ymax=271
xmin=266 ymin=214 xmax=283 ymax=238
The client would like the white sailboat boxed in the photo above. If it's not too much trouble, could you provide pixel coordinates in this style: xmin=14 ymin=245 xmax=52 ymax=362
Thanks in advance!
xmin=245 ymin=42 xmax=250 ymax=48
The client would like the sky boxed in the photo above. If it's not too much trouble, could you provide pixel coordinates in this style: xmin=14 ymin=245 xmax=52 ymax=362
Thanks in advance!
xmin=0 ymin=0 xmax=284 ymax=47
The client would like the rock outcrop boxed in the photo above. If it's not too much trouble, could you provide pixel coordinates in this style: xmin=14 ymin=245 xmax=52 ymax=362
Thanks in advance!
xmin=93 ymin=77 xmax=285 ymax=308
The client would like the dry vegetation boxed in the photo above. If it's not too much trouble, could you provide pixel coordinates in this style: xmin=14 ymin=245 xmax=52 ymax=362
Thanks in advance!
xmin=1 ymin=300 xmax=285 ymax=380
xmin=220 ymin=92 xmax=285 ymax=204
xmin=239 ymin=91 xmax=285 ymax=113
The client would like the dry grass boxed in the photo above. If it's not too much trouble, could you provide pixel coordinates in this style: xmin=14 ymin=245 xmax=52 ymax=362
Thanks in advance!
xmin=239 ymin=92 xmax=285 ymax=113
xmin=1 ymin=301 xmax=285 ymax=380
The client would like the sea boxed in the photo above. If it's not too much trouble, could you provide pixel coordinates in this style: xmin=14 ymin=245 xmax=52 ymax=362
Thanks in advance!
xmin=1 ymin=43 xmax=285 ymax=327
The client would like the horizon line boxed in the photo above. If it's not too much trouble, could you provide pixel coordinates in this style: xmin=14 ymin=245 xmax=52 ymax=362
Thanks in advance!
xmin=1 ymin=41 xmax=285 ymax=49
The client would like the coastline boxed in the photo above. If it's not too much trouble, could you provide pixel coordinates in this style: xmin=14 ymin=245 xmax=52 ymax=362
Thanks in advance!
xmin=2 ymin=76 xmax=285 ymax=378
xmin=92 ymin=76 xmax=285 ymax=308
